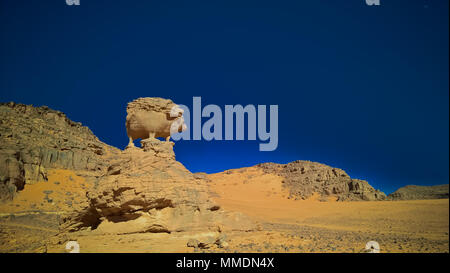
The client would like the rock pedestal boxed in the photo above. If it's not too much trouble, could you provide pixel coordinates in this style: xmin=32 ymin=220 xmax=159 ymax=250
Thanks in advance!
xmin=140 ymin=138 xmax=175 ymax=160
xmin=60 ymin=135 xmax=256 ymax=235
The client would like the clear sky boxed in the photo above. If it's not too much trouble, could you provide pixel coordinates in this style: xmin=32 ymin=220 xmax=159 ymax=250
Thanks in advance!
xmin=1 ymin=0 xmax=448 ymax=194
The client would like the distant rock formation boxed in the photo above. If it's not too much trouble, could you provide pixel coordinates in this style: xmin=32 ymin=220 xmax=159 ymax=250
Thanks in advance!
xmin=125 ymin=97 xmax=186 ymax=148
xmin=388 ymin=184 xmax=449 ymax=200
xmin=257 ymin=161 xmax=387 ymax=201
xmin=0 ymin=102 xmax=120 ymax=203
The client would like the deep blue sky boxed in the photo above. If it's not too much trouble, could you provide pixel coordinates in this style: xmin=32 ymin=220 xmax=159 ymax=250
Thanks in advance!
xmin=1 ymin=0 xmax=448 ymax=193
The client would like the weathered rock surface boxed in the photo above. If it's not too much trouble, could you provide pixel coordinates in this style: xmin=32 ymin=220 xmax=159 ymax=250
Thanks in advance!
xmin=388 ymin=184 xmax=449 ymax=200
xmin=0 ymin=101 xmax=255 ymax=239
xmin=257 ymin=161 xmax=387 ymax=201
xmin=0 ymin=102 xmax=120 ymax=203
xmin=0 ymin=100 xmax=448 ymax=253
xmin=61 ymin=138 xmax=256 ymax=234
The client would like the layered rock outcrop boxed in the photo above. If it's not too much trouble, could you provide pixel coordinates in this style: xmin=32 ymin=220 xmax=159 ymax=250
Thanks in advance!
xmin=388 ymin=184 xmax=449 ymax=200
xmin=0 ymin=102 xmax=120 ymax=203
xmin=61 ymin=138 xmax=255 ymax=234
xmin=57 ymin=99 xmax=254 ymax=235
xmin=257 ymin=161 xmax=387 ymax=201
xmin=0 ymin=101 xmax=255 ymax=238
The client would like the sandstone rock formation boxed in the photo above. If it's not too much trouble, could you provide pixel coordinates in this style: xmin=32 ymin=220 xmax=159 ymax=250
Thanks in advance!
xmin=54 ymin=97 xmax=255 ymax=235
xmin=0 ymin=101 xmax=255 ymax=253
xmin=125 ymin=97 xmax=186 ymax=148
xmin=388 ymin=184 xmax=449 ymax=200
xmin=257 ymin=161 xmax=387 ymax=201
xmin=0 ymin=102 xmax=120 ymax=203
xmin=60 ymin=138 xmax=256 ymax=235
xmin=1 ymin=100 xmax=448 ymax=253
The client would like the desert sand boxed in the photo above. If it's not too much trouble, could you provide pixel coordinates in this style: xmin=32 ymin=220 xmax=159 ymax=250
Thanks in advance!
xmin=0 ymin=168 xmax=448 ymax=253
xmin=207 ymin=168 xmax=449 ymax=253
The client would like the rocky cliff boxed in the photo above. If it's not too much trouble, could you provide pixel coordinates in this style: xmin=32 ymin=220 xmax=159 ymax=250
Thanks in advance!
xmin=0 ymin=102 xmax=120 ymax=203
xmin=388 ymin=184 xmax=449 ymax=200
xmin=257 ymin=161 xmax=387 ymax=201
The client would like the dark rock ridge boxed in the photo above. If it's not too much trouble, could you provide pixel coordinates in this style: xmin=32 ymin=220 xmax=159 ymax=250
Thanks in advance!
xmin=388 ymin=184 xmax=449 ymax=200
xmin=257 ymin=161 xmax=387 ymax=201
xmin=0 ymin=102 xmax=120 ymax=202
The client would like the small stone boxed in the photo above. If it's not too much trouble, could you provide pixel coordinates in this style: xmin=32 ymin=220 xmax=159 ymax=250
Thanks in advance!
xmin=187 ymin=239 xmax=199 ymax=248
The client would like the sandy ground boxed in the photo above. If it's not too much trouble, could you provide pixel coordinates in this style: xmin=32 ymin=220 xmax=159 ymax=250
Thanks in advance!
xmin=0 ymin=169 xmax=92 ymax=214
xmin=0 ymin=168 xmax=448 ymax=253
xmin=206 ymin=168 xmax=449 ymax=252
